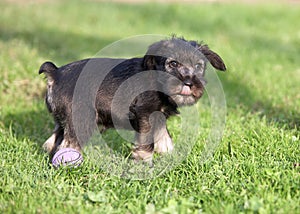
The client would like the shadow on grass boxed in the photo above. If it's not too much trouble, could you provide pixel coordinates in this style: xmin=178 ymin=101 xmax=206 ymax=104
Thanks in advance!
xmin=220 ymin=74 xmax=300 ymax=130
xmin=0 ymin=25 xmax=118 ymax=64
xmin=217 ymin=32 xmax=299 ymax=130
xmin=2 ymin=105 xmax=54 ymax=148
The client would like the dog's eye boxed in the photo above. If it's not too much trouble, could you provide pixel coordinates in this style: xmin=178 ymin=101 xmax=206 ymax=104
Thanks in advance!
xmin=169 ymin=60 xmax=179 ymax=68
xmin=195 ymin=62 xmax=204 ymax=70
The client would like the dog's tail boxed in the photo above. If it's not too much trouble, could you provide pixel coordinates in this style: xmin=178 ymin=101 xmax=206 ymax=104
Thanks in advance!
xmin=39 ymin=61 xmax=58 ymax=84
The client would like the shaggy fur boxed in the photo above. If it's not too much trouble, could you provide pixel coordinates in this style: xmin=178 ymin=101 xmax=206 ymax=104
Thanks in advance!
xmin=39 ymin=37 xmax=226 ymax=163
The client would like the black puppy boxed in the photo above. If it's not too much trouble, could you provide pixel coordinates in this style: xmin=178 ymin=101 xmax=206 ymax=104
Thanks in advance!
xmin=40 ymin=37 xmax=226 ymax=163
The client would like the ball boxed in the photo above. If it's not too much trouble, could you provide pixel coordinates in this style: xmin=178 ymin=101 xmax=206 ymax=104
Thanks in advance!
xmin=52 ymin=148 xmax=83 ymax=168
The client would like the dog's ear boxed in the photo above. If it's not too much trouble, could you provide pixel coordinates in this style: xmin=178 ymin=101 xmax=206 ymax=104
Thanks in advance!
xmin=143 ymin=55 xmax=156 ymax=70
xmin=197 ymin=44 xmax=226 ymax=71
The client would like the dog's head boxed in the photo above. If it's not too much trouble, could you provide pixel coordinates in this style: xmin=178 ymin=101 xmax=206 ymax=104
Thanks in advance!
xmin=143 ymin=37 xmax=226 ymax=106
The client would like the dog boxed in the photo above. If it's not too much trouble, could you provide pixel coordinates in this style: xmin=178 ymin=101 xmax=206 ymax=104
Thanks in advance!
xmin=39 ymin=37 xmax=226 ymax=163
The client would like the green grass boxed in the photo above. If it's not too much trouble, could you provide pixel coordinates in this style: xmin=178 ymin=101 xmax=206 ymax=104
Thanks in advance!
xmin=0 ymin=0 xmax=300 ymax=213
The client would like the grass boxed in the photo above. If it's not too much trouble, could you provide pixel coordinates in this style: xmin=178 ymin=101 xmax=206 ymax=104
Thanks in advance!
xmin=0 ymin=0 xmax=299 ymax=213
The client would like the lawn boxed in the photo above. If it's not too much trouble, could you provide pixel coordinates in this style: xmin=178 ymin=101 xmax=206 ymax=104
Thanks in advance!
xmin=0 ymin=0 xmax=299 ymax=213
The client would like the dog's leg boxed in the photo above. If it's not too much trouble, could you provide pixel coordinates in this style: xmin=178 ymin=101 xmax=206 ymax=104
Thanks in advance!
xmin=43 ymin=133 xmax=56 ymax=153
xmin=132 ymin=133 xmax=155 ymax=163
xmin=132 ymin=111 xmax=172 ymax=163
xmin=132 ymin=113 xmax=156 ymax=164
xmin=52 ymin=107 xmax=98 ymax=155
xmin=43 ymin=123 xmax=63 ymax=153
xmin=57 ymin=122 xmax=82 ymax=152
xmin=146 ymin=111 xmax=174 ymax=154
xmin=154 ymin=125 xmax=174 ymax=154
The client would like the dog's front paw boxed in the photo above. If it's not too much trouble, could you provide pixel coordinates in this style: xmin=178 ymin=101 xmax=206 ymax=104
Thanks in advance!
xmin=154 ymin=127 xmax=174 ymax=153
xmin=154 ymin=132 xmax=174 ymax=154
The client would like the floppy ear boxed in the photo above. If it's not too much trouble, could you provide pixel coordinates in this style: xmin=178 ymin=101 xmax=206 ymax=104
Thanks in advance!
xmin=143 ymin=55 xmax=156 ymax=70
xmin=143 ymin=55 xmax=167 ymax=71
xmin=198 ymin=44 xmax=226 ymax=71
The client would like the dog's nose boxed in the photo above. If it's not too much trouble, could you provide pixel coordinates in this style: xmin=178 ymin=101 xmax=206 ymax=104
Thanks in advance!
xmin=183 ymin=79 xmax=193 ymax=87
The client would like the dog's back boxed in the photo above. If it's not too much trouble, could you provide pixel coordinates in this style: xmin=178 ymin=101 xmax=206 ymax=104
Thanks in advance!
xmin=39 ymin=58 xmax=148 ymax=126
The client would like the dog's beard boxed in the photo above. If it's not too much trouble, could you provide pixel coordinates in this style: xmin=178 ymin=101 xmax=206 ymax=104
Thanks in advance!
xmin=170 ymin=85 xmax=204 ymax=106
xmin=162 ymin=78 xmax=204 ymax=106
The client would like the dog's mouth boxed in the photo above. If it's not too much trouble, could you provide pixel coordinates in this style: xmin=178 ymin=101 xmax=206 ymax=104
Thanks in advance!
xmin=167 ymin=84 xmax=204 ymax=106
xmin=177 ymin=78 xmax=206 ymax=98
xmin=180 ymin=85 xmax=193 ymax=96
xmin=165 ymin=77 xmax=204 ymax=106
xmin=178 ymin=84 xmax=203 ymax=98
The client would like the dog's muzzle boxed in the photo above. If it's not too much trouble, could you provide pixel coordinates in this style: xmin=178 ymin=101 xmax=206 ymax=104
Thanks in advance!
xmin=179 ymin=76 xmax=206 ymax=96
xmin=167 ymin=77 xmax=204 ymax=106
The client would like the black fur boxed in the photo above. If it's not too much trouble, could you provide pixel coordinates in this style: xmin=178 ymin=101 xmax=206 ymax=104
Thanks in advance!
xmin=40 ymin=37 xmax=226 ymax=162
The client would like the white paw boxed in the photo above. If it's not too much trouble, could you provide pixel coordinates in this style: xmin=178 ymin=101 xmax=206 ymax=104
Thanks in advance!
xmin=154 ymin=133 xmax=174 ymax=154
xmin=43 ymin=133 xmax=56 ymax=153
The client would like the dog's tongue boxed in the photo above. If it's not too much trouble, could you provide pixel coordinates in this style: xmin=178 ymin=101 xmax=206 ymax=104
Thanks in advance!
xmin=180 ymin=85 xmax=192 ymax=95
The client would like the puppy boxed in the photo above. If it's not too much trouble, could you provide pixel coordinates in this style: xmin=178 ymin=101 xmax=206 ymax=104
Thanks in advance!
xmin=39 ymin=37 xmax=226 ymax=163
